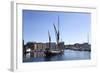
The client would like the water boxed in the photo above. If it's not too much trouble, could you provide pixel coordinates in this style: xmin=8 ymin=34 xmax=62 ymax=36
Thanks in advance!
xmin=23 ymin=49 xmax=91 ymax=62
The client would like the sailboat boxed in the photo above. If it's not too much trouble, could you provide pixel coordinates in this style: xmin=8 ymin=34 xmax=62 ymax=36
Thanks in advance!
xmin=44 ymin=16 xmax=64 ymax=56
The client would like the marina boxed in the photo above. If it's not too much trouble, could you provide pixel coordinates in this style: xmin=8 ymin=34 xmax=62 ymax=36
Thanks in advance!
xmin=23 ymin=10 xmax=91 ymax=62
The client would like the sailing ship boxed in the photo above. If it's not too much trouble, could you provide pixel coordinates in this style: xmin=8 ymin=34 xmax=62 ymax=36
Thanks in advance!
xmin=45 ymin=16 xmax=64 ymax=56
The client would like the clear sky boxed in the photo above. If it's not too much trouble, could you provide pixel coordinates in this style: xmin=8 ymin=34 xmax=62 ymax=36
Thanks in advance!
xmin=23 ymin=10 xmax=91 ymax=45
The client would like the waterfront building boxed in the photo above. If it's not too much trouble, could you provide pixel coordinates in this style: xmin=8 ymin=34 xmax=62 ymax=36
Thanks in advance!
xmin=42 ymin=43 xmax=47 ymax=49
xmin=65 ymin=43 xmax=91 ymax=51
xmin=45 ymin=43 xmax=49 ymax=49
xmin=50 ymin=42 xmax=56 ymax=49
xmin=80 ymin=43 xmax=91 ymax=51
xmin=45 ymin=42 xmax=56 ymax=50
xmin=37 ymin=43 xmax=43 ymax=50
xmin=59 ymin=42 xmax=65 ymax=50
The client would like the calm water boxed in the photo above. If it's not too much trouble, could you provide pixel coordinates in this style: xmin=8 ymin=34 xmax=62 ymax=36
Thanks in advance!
xmin=23 ymin=49 xmax=91 ymax=62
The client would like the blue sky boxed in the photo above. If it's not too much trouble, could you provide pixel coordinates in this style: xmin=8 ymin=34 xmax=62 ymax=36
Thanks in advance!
xmin=23 ymin=10 xmax=91 ymax=45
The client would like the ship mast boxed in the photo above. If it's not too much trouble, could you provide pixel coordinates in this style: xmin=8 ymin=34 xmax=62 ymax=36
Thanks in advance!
xmin=57 ymin=16 xmax=60 ymax=47
xmin=48 ymin=30 xmax=51 ymax=49
xmin=53 ymin=23 xmax=57 ymax=43
xmin=53 ymin=16 xmax=60 ymax=49
xmin=87 ymin=33 xmax=89 ymax=44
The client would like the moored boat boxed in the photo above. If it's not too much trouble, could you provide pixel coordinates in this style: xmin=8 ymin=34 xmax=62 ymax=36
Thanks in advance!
xmin=45 ymin=16 xmax=64 ymax=57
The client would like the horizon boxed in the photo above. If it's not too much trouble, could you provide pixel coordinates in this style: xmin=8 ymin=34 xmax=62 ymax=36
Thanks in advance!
xmin=23 ymin=10 xmax=91 ymax=45
xmin=24 ymin=40 xmax=90 ymax=46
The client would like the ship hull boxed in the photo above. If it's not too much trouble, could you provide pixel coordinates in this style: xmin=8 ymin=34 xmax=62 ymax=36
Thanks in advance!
xmin=44 ymin=49 xmax=64 ymax=57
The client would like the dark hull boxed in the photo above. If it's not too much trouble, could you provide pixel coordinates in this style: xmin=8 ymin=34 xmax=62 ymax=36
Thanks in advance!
xmin=44 ymin=50 xmax=64 ymax=57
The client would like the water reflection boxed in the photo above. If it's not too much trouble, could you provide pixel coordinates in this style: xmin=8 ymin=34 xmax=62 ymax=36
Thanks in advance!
xmin=23 ymin=49 xmax=90 ymax=62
